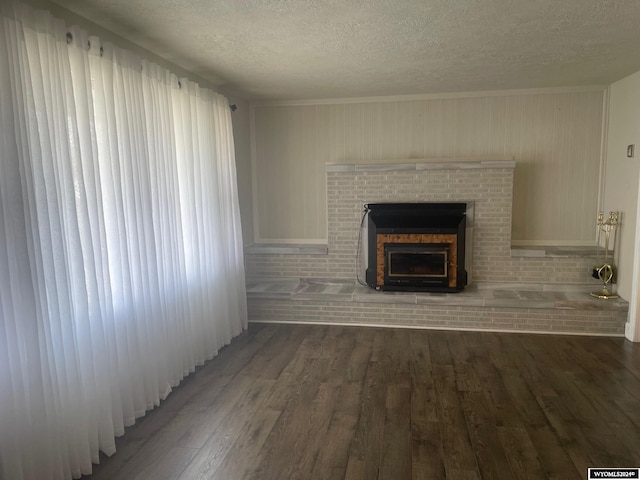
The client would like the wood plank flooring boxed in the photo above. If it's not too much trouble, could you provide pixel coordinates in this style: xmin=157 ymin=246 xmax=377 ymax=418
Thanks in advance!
xmin=83 ymin=324 xmax=640 ymax=479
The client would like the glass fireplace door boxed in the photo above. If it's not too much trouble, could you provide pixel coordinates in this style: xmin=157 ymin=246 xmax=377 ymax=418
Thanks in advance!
xmin=384 ymin=243 xmax=449 ymax=287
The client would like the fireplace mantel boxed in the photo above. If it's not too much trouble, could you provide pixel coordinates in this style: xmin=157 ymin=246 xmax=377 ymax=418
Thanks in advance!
xmin=325 ymin=157 xmax=516 ymax=173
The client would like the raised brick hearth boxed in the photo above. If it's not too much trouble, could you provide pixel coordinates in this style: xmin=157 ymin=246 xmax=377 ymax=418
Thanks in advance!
xmin=245 ymin=159 xmax=627 ymax=335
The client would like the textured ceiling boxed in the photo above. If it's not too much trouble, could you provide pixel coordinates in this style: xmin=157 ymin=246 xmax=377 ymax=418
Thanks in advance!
xmin=51 ymin=0 xmax=640 ymax=100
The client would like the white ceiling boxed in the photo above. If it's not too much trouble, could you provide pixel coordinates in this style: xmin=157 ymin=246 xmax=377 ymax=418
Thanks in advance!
xmin=51 ymin=0 xmax=640 ymax=101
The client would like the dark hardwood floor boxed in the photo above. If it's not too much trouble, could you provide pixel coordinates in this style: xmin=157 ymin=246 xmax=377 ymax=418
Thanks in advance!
xmin=83 ymin=323 xmax=640 ymax=479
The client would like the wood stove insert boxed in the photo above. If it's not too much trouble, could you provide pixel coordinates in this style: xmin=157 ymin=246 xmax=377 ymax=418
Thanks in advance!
xmin=365 ymin=202 xmax=467 ymax=292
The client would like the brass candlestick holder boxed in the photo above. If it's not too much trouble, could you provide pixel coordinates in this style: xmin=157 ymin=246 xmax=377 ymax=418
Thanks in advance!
xmin=591 ymin=211 xmax=620 ymax=299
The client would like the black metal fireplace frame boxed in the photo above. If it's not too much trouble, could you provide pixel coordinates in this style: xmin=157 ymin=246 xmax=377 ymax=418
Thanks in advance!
xmin=365 ymin=202 xmax=467 ymax=292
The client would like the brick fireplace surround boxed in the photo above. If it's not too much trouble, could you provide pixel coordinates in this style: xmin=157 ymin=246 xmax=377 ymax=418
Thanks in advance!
xmin=245 ymin=159 xmax=628 ymax=336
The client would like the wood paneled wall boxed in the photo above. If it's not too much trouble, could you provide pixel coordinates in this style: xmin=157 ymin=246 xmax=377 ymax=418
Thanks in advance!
xmin=251 ymin=88 xmax=605 ymax=245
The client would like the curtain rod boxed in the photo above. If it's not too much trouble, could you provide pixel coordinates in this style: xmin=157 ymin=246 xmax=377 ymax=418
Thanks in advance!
xmin=66 ymin=32 xmax=238 ymax=111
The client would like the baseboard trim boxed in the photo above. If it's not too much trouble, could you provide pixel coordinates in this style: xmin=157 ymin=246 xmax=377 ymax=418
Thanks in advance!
xmin=248 ymin=319 xmax=625 ymax=338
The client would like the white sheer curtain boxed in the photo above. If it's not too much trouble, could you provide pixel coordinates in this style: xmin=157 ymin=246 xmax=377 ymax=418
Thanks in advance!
xmin=0 ymin=3 xmax=247 ymax=479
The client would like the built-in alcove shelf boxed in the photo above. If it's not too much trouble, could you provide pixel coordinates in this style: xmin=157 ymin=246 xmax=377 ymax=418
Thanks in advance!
xmin=511 ymin=245 xmax=608 ymax=258
xmin=245 ymin=244 xmax=604 ymax=258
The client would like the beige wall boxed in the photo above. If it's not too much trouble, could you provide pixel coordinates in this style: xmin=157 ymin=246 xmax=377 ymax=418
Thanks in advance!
xmin=251 ymin=88 xmax=605 ymax=245
xmin=603 ymin=71 xmax=640 ymax=302
xmin=226 ymin=97 xmax=254 ymax=245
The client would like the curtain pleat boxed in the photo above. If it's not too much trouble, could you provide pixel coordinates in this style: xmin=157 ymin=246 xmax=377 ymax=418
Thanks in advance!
xmin=0 ymin=3 xmax=248 ymax=479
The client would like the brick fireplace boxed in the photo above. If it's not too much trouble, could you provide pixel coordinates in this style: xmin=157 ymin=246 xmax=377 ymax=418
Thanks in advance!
xmin=244 ymin=158 xmax=627 ymax=335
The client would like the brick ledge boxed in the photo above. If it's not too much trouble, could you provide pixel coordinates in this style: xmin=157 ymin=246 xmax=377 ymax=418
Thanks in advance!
xmin=246 ymin=278 xmax=628 ymax=312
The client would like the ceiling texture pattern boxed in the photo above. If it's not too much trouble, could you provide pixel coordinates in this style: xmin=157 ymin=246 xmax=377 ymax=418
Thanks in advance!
xmin=51 ymin=0 xmax=640 ymax=100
